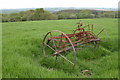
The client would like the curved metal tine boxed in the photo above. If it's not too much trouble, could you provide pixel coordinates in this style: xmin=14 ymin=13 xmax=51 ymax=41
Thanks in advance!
xmin=63 ymin=36 xmax=68 ymax=53
xmin=58 ymin=33 xmax=63 ymax=47
xmin=43 ymin=42 xmax=56 ymax=52
xmin=63 ymin=36 xmax=67 ymax=53
xmin=58 ymin=33 xmax=66 ymax=53
xmin=49 ymin=32 xmax=58 ymax=51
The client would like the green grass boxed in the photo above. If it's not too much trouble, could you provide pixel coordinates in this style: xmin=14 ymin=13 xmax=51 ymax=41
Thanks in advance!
xmin=0 ymin=22 xmax=2 ymax=79
xmin=2 ymin=18 xmax=118 ymax=78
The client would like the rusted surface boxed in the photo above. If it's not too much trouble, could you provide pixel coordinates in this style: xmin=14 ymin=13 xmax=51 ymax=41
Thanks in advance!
xmin=42 ymin=22 xmax=104 ymax=67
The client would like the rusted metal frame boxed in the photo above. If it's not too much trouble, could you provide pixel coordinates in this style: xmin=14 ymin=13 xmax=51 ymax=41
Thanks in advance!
xmin=52 ymin=30 xmax=76 ymax=66
xmin=50 ymin=34 xmax=74 ymax=39
xmin=74 ymin=32 xmax=97 ymax=41
xmin=76 ymin=35 xmax=94 ymax=39
xmin=75 ymin=31 xmax=90 ymax=37
xmin=73 ymin=28 xmax=84 ymax=36
xmin=66 ymin=36 xmax=95 ymax=46
xmin=51 ymin=38 xmax=83 ymax=48
xmin=82 ymin=31 xmax=97 ymax=39
xmin=51 ymin=39 xmax=69 ymax=43
xmin=81 ymin=34 xmax=96 ymax=39
xmin=73 ymin=40 xmax=95 ymax=46
xmin=83 ymin=24 xmax=95 ymax=34
xmin=62 ymin=33 xmax=98 ymax=47
xmin=43 ymin=22 xmax=103 ymax=67
xmin=66 ymin=34 xmax=75 ymax=38
xmin=53 ymin=38 xmax=100 ymax=56
xmin=84 ymin=24 xmax=96 ymax=37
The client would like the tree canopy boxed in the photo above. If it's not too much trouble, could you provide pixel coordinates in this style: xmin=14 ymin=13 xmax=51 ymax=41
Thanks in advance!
xmin=1 ymin=9 xmax=118 ymax=22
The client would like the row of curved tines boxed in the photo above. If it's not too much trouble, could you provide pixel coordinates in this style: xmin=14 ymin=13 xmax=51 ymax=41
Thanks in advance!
xmin=50 ymin=23 xmax=97 ymax=48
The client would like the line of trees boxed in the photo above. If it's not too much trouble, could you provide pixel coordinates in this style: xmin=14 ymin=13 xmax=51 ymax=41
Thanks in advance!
xmin=55 ymin=10 xmax=118 ymax=19
xmin=1 ymin=8 xmax=58 ymax=22
xmin=0 ymin=8 xmax=118 ymax=22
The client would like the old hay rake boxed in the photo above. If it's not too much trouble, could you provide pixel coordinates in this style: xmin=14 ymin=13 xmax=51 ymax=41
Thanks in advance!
xmin=42 ymin=22 xmax=106 ymax=68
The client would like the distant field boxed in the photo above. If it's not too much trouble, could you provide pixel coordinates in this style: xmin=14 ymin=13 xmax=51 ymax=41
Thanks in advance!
xmin=2 ymin=18 xmax=118 ymax=78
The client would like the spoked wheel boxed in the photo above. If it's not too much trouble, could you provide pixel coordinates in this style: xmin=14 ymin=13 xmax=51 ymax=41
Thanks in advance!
xmin=42 ymin=30 xmax=76 ymax=67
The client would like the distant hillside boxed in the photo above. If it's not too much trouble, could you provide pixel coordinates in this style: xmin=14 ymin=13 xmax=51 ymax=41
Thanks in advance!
xmin=0 ymin=8 xmax=36 ymax=14
xmin=0 ymin=7 xmax=118 ymax=14
xmin=54 ymin=9 xmax=81 ymax=14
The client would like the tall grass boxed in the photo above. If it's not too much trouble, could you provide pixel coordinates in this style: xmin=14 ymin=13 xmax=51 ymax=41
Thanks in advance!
xmin=0 ymin=22 xmax=2 ymax=79
xmin=2 ymin=18 xmax=118 ymax=78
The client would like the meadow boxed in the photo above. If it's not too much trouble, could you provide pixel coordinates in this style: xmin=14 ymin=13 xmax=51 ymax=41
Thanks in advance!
xmin=2 ymin=18 xmax=118 ymax=78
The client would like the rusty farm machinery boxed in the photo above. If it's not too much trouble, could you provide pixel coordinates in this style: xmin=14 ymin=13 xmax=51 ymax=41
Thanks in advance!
xmin=42 ymin=21 xmax=106 ymax=68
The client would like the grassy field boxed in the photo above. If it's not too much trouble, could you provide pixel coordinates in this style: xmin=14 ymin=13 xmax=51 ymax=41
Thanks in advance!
xmin=2 ymin=18 xmax=118 ymax=78
xmin=0 ymin=22 xmax=2 ymax=79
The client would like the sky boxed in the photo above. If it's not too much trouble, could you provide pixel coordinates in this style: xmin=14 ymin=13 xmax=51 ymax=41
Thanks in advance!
xmin=1 ymin=0 xmax=120 ymax=9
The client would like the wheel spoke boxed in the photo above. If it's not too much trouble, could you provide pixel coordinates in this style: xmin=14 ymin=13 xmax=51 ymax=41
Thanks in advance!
xmin=59 ymin=54 xmax=74 ymax=65
xmin=50 ymin=32 xmax=58 ymax=50
xmin=59 ymin=33 xmax=63 ymax=47
xmin=43 ymin=42 xmax=56 ymax=51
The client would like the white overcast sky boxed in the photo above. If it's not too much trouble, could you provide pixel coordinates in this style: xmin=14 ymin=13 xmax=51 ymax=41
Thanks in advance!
xmin=0 ymin=0 xmax=120 ymax=9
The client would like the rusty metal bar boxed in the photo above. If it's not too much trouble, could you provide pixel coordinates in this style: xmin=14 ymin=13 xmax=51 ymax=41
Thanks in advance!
xmin=43 ymin=42 xmax=56 ymax=51
xmin=53 ymin=38 xmax=100 ymax=55
xmin=59 ymin=54 xmax=74 ymax=65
